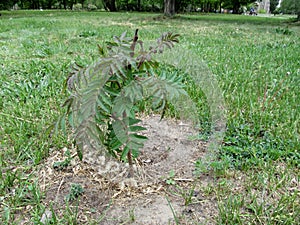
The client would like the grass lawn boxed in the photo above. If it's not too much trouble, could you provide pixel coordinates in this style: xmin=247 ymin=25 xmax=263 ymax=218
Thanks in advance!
xmin=0 ymin=10 xmax=299 ymax=224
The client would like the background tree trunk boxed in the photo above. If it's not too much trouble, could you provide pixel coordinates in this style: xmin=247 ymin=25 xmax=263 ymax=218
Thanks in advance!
xmin=232 ymin=0 xmax=240 ymax=14
xmin=62 ymin=0 xmax=67 ymax=9
xmin=103 ymin=0 xmax=116 ymax=11
xmin=164 ymin=0 xmax=175 ymax=16
xmin=137 ymin=0 xmax=141 ymax=11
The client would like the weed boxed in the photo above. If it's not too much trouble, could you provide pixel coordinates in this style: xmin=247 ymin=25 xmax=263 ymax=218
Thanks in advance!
xmin=65 ymin=183 xmax=84 ymax=202
xmin=176 ymin=183 xmax=197 ymax=206
xmin=0 ymin=169 xmax=20 ymax=192
xmin=53 ymin=149 xmax=72 ymax=171
xmin=166 ymin=170 xmax=176 ymax=185
xmin=26 ymin=181 xmax=44 ymax=205
xmin=79 ymin=30 xmax=97 ymax=38
xmin=217 ymin=194 xmax=245 ymax=224
xmin=275 ymin=27 xmax=293 ymax=35
xmin=2 ymin=207 xmax=12 ymax=224
xmin=62 ymin=200 xmax=80 ymax=224
xmin=165 ymin=195 xmax=180 ymax=225
xmin=165 ymin=170 xmax=197 ymax=206
xmin=128 ymin=208 xmax=135 ymax=222
xmin=194 ymin=157 xmax=234 ymax=178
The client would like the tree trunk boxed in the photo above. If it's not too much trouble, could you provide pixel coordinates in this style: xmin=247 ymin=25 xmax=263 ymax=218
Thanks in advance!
xmin=30 ymin=0 xmax=39 ymax=9
xmin=62 ymin=0 xmax=67 ymax=10
xmin=232 ymin=0 xmax=240 ymax=14
xmin=48 ymin=0 xmax=54 ymax=9
xmin=164 ymin=0 xmax=175 ymax=16
xmin=103 ymin=0 xmax=116 ymax=12
xmin=232 ymin=4 xmax=240 ymax=14
xmin=80 ymin=0 xmax=85 ymax=8
xmin=137 ymin=0 xmax=141 ymax=11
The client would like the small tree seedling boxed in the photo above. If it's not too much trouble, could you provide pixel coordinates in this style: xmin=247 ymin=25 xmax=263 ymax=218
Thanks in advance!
xmin=54 ymin=29 xmax=187 ymax=177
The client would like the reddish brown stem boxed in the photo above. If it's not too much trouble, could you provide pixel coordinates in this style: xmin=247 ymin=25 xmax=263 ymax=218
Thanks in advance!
xmin=127 ymin=150 xmax=134 ymax=177
xmin=130 ymin=29 xmax=139 ymax=57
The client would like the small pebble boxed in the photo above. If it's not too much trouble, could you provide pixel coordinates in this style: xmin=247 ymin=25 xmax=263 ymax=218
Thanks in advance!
xmin=40 ymin=209 xmax=52 ymax=224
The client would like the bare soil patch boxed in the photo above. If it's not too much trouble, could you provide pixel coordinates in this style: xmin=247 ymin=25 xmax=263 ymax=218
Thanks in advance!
xmin=37 ymin=115 xmax=219 ymax=224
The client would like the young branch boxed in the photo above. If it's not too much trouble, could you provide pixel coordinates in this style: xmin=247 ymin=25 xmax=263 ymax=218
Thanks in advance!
xmin=127 ymin=29 xmax=139 ymax=71
xmin=130 ymin=29 xmax=139 ymax=57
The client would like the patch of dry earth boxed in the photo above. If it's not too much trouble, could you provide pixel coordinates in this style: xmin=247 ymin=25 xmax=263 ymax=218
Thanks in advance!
xmin=38 ymin=115 xmax=219 ymax=224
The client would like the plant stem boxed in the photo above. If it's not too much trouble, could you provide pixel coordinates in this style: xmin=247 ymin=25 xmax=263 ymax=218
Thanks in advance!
xmin=130 ymin=29 xmax=139 ymax=57
xmin=127 ymin=149 xmax=134 ymax=177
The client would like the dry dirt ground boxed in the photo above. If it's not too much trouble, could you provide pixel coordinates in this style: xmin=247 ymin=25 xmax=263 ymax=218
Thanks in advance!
xmin=37 ymin=115 xmax=220 ymax=224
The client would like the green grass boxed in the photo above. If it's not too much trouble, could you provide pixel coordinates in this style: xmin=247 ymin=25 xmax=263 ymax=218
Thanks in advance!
xmin=0 ymin=10 xmax=299 ymax=224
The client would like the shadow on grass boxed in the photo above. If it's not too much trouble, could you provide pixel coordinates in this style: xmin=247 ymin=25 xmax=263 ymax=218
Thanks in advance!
xmin=0 ymin=10 xmax=297 ymax=27
xmin=163 ymin=13 xmax=296 ymax=26
xmin=0 ymin=9 xmax=113 ymax=19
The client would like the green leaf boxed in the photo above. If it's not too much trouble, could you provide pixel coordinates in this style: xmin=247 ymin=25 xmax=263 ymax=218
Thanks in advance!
xmin=126 ymin=133 xmax=147 ymax=150
xmin=129 ymin=117 xmax=142 ymax=125
xmin=45 ymin=123 xmax=55 ymax=137
xmin=127 ymin=141 xmax=144 ymax=150
xmin=121 ymin=146 xmax=130 ymax=161
xmin=110 ymin=138 xmax=123 ymax=151
xmin=123 ymin=80 xmax=143 ymax=102
xmin=60 ymin=115 xmax=66 ymax=134
xmin=68 ymin=112 xmax=74 ymax=127
xmin=97 ymin=44 xmax=106 ymax=56
xmin=104 ymin=85 xmax=119 ymax=96
xmin=112 ymin=119 xmax=129 ymax=143
xmin=77 ymin=144 xmax=83 ymax=161
xmin=129 ymin=125 xmax=147 ymax=132
xmin=152 ymin=97 xmax=166 ymax=112
xmin=130 ymin=133 xmax=148 ymax=141
xmin=96 ymin=95 xmax=111 ymax=114
xmin=54 ymin=115 xmax=66 ymax=134
xmin=113 ymin=96 xmax=133 ymax=118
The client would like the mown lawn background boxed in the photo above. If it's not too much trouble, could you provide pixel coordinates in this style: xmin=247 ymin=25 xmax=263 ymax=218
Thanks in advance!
xmin=0 ymin=11 xmax=299 ymax=224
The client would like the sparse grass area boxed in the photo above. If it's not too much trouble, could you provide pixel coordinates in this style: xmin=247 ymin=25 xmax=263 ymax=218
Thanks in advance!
xmin=0 ymin=10 xmax=299 ymax=224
